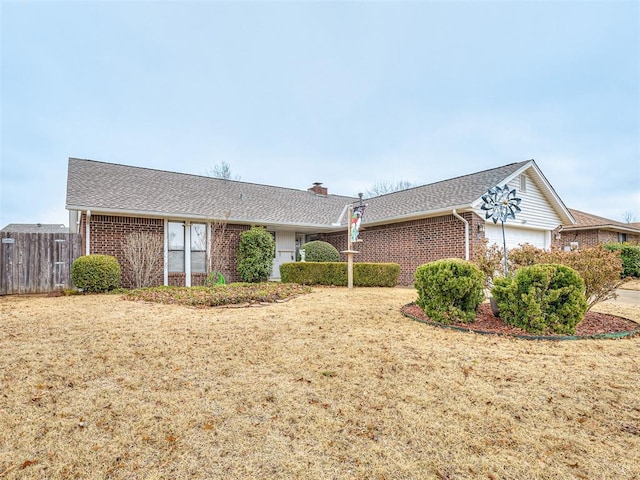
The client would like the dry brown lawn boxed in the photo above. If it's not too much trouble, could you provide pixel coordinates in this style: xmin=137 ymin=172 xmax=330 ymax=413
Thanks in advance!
xmin=620 ymin=278 xmax=640 ymax=291
xmin=1 ymin=288 xmax=639 ymax=480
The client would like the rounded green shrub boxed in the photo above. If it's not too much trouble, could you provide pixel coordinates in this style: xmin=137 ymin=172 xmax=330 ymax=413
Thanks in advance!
xmin=414 ymin=259 xmax=484 ymax=324
xmin=236 ymin=226 xmax=275 ymax=283
xmin=300 ymin=241 xmax=340 ymax=262
xmin=71 ymin=254 xmax=122 ymax=292
xmin=491 ymin=263 xmax=587 ymax=335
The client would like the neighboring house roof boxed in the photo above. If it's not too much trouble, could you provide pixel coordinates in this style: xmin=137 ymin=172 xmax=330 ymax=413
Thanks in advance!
xmin=1 ymin=223 xmax=69 ymax=234
xmin=66 ymin=157 xmax=573 ymax=231
xmin=562 ymin=209 xmax=640 ymax=234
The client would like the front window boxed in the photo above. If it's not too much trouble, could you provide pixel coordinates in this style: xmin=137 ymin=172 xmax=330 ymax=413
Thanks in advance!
xmin=168 ymin=221 xmax=207 ymax=274
xmin=168 ymin=222 xmax=185 ymax=273
xmin=191 ymin=223 xmax=207 ymax=273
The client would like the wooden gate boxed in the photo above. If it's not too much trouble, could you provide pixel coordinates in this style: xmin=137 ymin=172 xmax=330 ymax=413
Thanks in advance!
xmin=0 ymin=232 xmax=82 ymax=295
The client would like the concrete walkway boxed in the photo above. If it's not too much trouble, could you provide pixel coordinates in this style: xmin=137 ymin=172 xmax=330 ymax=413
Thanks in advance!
xmin=614 ymin=288 xmax=640 ymax=305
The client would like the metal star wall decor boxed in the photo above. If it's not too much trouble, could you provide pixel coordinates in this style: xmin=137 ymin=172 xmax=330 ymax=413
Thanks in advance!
xmin=481 ymin=185 xmax=522 ymax=276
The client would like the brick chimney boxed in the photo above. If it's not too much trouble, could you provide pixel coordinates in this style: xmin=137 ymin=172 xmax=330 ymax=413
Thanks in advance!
xmin=308 ymin=182 xmax=328 ymax=196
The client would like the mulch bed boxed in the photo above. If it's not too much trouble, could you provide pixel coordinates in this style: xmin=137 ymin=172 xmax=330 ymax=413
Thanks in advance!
xmin=402 ymin=302 xmax=640 ymax=338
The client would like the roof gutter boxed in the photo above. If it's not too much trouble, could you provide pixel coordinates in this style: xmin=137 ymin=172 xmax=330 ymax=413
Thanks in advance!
xmin=559 ymin=224 xmax=640 ymax=234
xmin=361 ymin=204 xmax=472 ymax=228
xmin=452 ymin=209 xmax=469 ymax=260
xmin=65 ymin=205 xmax=342 ymax=232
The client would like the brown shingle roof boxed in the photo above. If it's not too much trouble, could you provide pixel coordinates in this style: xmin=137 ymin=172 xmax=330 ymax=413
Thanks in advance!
xmin=564 ymin=209 xmax=640 ymax=233
xmin=66 ymin=158 xmax=357 ymax=228
xmin=363 ymin=161 xmax=531 ymax=223
xmin=66 ymin=158 xmax=551 ymax=229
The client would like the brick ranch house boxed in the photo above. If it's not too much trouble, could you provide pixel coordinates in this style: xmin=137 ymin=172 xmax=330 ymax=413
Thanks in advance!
xmin=66 ymin=158 xmax=576 ymax=286
xmin=553 ymin=209 xmax=640 ymax=250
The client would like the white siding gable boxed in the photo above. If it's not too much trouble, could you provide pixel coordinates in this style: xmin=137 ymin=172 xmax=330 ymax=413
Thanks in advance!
xmin=474 ymin=170 xmax=562 ymax=231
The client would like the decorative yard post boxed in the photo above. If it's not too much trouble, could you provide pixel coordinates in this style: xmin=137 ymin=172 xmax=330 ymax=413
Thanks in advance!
xmin=480 ymin=185 xmax=522 ymax=277
xmin=342 ymin=196 xmax=366 ymax=289
xmin=343 ymin=205 xmax=358 ymax=289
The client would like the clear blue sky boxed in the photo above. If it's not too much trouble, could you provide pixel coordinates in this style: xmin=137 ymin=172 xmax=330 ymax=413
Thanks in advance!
xmin=1 ymin=0 xmax=638 ymax=228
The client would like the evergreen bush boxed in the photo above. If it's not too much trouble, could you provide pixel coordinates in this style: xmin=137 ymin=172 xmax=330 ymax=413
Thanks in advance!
xmin=604 ymin=243 xmax=640 ymax=278
xmin=414 ymin=259 xmax=484 ymax=324
xmin=236 ymin=226 xmax=275 ymax=283
xmin=491 ymin=264 xmax=587 ymax=335
xmin=71 ymin=254 xmax=121 ymax=292
xmin=300 ymin=241 xmax=340 ymax=262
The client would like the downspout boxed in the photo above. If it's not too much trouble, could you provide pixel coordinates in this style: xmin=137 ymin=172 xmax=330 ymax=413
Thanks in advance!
xmin=452 ymin=209 xmax=469 ymax=261
xmin=331 ymin=203 xmax=350 ymax=227
xmin=85 ymin=210 xmax=91 ymax=255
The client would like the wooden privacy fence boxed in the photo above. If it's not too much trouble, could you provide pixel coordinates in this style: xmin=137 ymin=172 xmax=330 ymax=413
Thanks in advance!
xmin=0 ymin=232 xmax=82 ymax=295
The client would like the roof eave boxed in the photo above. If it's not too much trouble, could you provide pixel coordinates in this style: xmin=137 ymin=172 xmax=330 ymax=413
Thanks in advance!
xmin=560 ymin=224 xmax=640 ymax=234
xmin=362 ymin=204 xmax=474 ymax=228
xmin=65 ymin=205 xmax=340 ymax=232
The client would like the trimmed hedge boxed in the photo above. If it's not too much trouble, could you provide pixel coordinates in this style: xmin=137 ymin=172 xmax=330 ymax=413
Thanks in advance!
xmin=71 ymin=254 xmax=121 ymax=292
xmin=492 ymin=263 xmax=587 ymax=335
xmin=604 ymin=243 xmax=640 ymax=278
xmin=354 ymin=263 xmax=400 ymax=287
xmin=280 ymin=262 xmax=400 ymax=287
xmin=414 ymin=259 xmax=484 ymax=324
xmin=299 ymin=241 xmax=340 ymax=262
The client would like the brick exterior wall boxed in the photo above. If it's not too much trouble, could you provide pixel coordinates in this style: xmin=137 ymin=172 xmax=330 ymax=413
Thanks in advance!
xmin=320 ymin=212 xmax=484 ymax=285
xmin=552 ymin=228 xmax=640 ymax=250
xmin=168 ymin=272 xmax=208 ymax=287
xmin=83 ymin=214 xmax=165 ymax=288
xmin=82 ymin=214 xmax=250 ymax=287
xmin=215 ymin=224 xmax=250 ymax=283
xmin=82 ymin=212 xmax=491 ymax=287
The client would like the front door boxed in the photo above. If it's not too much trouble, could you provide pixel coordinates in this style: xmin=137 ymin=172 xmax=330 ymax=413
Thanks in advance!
xmin=271 ymin=231 xmax=296 ymax=280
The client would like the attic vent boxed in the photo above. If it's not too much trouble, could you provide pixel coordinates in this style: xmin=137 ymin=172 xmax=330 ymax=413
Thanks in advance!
xmin=308 ymin=182 xmax=328 ymax=196
xmin=520 ymin=174 xmax=527 ymax=193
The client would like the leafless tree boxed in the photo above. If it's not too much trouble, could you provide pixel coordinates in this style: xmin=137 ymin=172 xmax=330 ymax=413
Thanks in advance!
xmin=207 ymin=161 xmax=240 ymax=181
xmin=122 ymin=232 xmax=164 ymax=288
xmin=622 ymin=211 xmax=637 ymax=224
xmin=365 ymin=180 xmax=414 ymax=198
xmin=208 ymin=211 xmax=231 ymax=281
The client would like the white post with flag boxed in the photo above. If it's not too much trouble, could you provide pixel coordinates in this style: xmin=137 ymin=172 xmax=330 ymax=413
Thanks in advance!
xmin=342 ymin=201 xmax=365 ymax=289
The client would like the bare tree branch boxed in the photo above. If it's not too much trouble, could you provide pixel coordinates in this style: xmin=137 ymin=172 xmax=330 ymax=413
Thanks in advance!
xmin=622 ymin=211 xmax=637 ymax=224
xmin=208 ymin=211 xmax=231 ymax=282
xmin=207 ymin=161 xmax=240 ymax=181
xmin=122 ymin=232 xmax=164 ymax=288
xmin=365 ymin=180 xmax=414 ymax=198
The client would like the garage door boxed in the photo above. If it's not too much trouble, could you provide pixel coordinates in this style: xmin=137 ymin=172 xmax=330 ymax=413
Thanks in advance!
xmin=485 ymin=224 xmax=547 ymax=250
